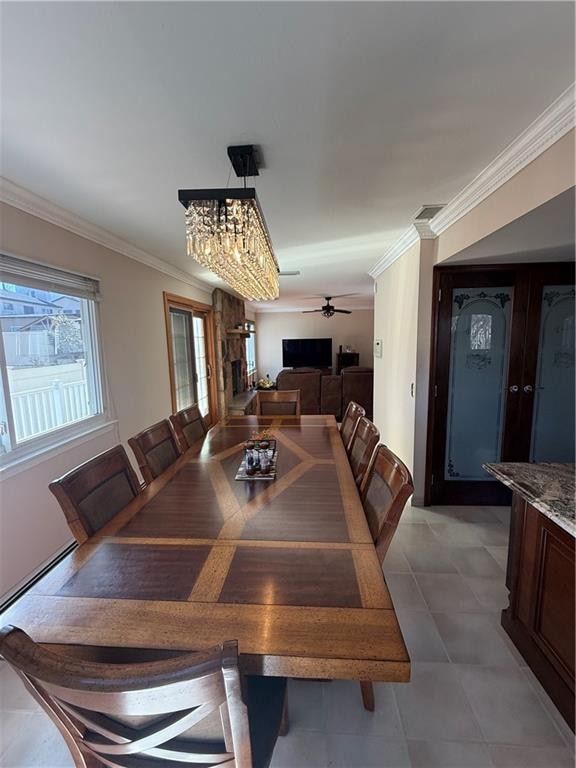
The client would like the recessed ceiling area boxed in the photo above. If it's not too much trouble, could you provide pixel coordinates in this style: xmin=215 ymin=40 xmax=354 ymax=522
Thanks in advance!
xmin=1 ymin=2 xmax=574 ymax=310
xmin=447 ymin=187 xmax=575 ymax=265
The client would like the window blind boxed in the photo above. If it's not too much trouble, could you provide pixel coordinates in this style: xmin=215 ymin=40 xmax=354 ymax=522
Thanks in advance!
xmin=0 ymin=253 xmax=101 ymax=301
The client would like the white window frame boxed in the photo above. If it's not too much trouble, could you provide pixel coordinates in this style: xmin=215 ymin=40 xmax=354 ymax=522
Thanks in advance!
xmin=0 ymin=253 xmax=111 ymax=470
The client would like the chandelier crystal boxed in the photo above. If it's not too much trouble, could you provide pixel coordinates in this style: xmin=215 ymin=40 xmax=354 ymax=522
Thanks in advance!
xmin=183 ymin=193 xmax=279 ymax=301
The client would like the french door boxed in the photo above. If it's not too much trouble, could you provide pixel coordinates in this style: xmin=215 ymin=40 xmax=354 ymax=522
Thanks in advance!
xmin=427 ymin=263 xmax=574 ymax=505
xmin=164 ymin=294 xmax=217 ymax=428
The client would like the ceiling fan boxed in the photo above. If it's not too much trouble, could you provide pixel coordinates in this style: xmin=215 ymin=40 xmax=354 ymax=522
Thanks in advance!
xmin=302 ymin=296 xmax=352 ymax=318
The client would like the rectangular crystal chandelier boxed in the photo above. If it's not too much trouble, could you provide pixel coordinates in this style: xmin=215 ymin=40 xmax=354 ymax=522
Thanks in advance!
xmin=178 ymin=189 xmax=279 ymax=301
xmin=178 ymin=147 xmax=279 ymax=301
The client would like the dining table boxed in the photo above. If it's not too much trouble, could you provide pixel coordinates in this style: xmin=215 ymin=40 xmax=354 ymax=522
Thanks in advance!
xmin=1 ymin=415 xmax=410 ymax=682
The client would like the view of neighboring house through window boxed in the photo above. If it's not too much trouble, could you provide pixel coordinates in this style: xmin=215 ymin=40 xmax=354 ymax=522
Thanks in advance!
xmin=0 ymin=255 xmax=104 ymax=457
xmin=245 ymin=321 xmax=256 ymax=385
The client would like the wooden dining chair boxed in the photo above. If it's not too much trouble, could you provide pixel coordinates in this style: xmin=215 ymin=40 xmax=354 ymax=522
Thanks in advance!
xmin=357 ymin=444 xmax=414 ymax=712
xmin=49 ymin=445 xmax=141 ymax=544
xmin=0 ymin=626 xmax=287 ymax=768
xmin=347 ymin=416 xmax=380 ymax=488
xmin=170 ymin=404 xmax=207 ymax=451
xmin=256 ymin=390 xmax=301 ymax=417
xmin=340 ymin=401 xmax=365 ymax=452
xmin=128 ymin=419 xmax=183 ymax=485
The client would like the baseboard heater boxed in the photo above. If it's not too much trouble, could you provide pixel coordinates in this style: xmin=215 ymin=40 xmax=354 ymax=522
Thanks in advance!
xmin=0 ymin=541 xmax=77 ymax=615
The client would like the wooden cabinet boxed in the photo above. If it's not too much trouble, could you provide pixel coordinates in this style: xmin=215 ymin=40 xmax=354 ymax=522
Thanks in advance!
xmin=503 ymin=495 xmax=575 ymax=730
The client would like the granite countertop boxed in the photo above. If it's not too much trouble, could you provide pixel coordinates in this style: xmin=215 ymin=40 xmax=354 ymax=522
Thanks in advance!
xmin=484 ymin=462 xmax=575 ymax=537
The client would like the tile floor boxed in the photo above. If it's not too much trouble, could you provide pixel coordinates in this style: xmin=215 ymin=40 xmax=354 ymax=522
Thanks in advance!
xmin=1 ymin=504 xmax=574 ymax=767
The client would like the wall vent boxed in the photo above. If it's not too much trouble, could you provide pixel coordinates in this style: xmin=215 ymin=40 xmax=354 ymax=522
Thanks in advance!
xmin=414 ymin=204 xmax=445 ymax=221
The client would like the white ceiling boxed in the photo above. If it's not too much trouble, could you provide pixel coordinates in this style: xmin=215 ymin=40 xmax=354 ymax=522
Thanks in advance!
xmin=1 ymin=2 xmax=574 ymax=312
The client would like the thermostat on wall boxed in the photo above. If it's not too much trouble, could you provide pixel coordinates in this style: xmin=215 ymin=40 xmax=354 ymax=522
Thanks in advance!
xmin=374 ymin=339 xmax=382 ymax=358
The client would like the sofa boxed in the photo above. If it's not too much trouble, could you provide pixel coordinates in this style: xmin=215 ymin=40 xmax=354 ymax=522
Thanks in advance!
xmin=276 ymin=366 xmax=373 ymax=420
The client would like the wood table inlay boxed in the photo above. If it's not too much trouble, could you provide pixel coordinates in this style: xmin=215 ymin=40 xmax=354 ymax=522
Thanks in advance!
xmin=2 ymin=416 xmax=410 ymax=682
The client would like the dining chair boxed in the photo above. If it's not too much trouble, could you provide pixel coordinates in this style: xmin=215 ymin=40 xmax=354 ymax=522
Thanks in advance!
xmin=49 ymin=445 xmax=141 ymax=544
xmin=339 ymin=401 xmax=365 ymax=452
xmin=357 ymin=444 xmax=414 ymax=712
xmin=170 ymin=403 xmax=207 ymax=451
xmin=128 ymin=419 xmax=183 ymax=485
xmin=256 ymin=389 xmax=301 ymax=416
xmin=347 ymin=416 xmax=379 ymax=487
xmin=0 ymin=626 xmax=287 ymax=768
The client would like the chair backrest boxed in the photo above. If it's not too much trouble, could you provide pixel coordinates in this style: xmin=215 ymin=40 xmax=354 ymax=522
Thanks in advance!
xmin=348 ymin=416 xmax=380 ymax=487
xmin=49 ymin=445 xmax=141 ymax=544
xmin=256 ymin=389 xmax=301 ymax=417
xmin=360 ymin=444 xmax=414 ymax=563
xmin=0 ymin=626 xmax=253 ymax=768
xmin=128 ymin=419 xmax=183 ymax=485
xmin=170 ymin=404 xmax=207 ymax=451
xmin=340 ymin=401 xmax=365 ymax=451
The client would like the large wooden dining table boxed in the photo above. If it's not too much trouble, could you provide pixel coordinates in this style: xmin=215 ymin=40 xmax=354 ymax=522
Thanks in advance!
xmin=2 ymin=415 xmax=410 ymax=682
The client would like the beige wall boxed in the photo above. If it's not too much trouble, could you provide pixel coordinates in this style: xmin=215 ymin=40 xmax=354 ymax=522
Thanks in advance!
xmin=373 ymin=242 xmax=419 ymax=471
xmin=255 ymin=310 xmax=374 ymax=380
xmin=0 ymin=202 xmax=212 ymax=598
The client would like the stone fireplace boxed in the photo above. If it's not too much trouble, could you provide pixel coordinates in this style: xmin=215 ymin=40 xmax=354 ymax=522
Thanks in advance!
xmin=212 ymin=288 xmax=249 ymax=416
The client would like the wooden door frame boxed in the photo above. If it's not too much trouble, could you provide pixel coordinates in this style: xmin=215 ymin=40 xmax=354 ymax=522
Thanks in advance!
xmin=163 ymin=292 xmax=219 ymax=426
xmin=425 ymin=261 xmax=575 ymax=505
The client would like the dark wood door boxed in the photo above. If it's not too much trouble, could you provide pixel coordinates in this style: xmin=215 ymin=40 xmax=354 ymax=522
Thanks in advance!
xmin=427 ymin=262 xmax=574 ymax=505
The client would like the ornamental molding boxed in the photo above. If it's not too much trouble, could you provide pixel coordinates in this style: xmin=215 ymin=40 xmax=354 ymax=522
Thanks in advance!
xmin=0 ymin=178 xmax=212 ymax=295
xmin=370 ymin=83 xmax=575 ymax=279
xmin=368 ymin=227 xmax=419 ymax=279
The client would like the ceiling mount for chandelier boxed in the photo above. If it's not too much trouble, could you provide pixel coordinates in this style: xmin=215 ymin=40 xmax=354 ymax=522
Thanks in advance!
xmin=178 ymin=145 xmax=279 ymax=302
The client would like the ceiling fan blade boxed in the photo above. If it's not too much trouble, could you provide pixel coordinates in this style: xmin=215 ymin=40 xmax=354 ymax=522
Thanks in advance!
xmin=302 ymin=309 xmax=322 ymax=313
xmin=308 ymin=293 xmax=360 ymax=299
xmin=333 ymin=309 xmax=352 ymax=314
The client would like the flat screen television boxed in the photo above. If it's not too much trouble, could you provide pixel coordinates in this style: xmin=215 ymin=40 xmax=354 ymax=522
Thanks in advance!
xmin=282 ymin=338 xmax=332 ymax=369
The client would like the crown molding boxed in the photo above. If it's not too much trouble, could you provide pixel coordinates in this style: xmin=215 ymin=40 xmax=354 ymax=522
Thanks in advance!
xmin=0 ymin=178 xmax=212 ymax=295
xmin=369 ymin=83 xmax=575 ymax=279
xmin=368 ymin=227 xmax=419 ymax=279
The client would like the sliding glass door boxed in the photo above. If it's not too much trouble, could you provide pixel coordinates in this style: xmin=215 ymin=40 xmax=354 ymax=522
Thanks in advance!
xmin=164 ymin=294 xmax=217 ymax=427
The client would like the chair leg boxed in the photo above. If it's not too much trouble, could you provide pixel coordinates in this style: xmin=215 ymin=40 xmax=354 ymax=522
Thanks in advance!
xmin=279 ymin=690 xmax=289 ymax=736
xmin=360 ymin=680 xmax=375 ymax=712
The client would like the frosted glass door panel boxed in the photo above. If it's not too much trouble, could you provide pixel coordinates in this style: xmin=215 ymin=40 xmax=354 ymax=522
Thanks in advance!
xmin=445 ymin=288 xmax=512 ymax=481
xmin=170 ymin=310 xmax=196 ymax=411
xmin=193 ymin=315 xmax=210 ymax=418
xmin=530 ymin=286 xmax=575 ymax=462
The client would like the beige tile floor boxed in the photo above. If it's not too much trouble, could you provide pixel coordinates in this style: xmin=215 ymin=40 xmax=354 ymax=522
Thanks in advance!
xmin=1 ymin=505 xmax=574 ymax=767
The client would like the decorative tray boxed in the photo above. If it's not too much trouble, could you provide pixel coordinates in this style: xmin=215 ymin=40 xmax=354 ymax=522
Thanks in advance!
xmin=235 ymin=440 xmax=278 ymax=482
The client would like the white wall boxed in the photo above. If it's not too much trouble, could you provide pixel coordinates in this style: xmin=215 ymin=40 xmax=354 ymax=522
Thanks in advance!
xmin=373 ymin=243 xmax=419 ymax=472
xmin=255 ymin=310 xmax=374 ymax=379
xmin=0 ymin=202 xmax=213 ymax=599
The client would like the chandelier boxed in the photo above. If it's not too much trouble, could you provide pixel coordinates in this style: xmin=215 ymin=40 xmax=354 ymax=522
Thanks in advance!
xmin=178 ymin=146 xmax=279 ymax=301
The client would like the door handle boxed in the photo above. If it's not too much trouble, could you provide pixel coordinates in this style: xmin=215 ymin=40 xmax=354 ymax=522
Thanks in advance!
xmin=523 ymin=384 xmax=533 ymax=393
xmin=206 ymin=363 xmax=212 ymax=379
xmin=509 ymin=385 xmax=519 ymax=393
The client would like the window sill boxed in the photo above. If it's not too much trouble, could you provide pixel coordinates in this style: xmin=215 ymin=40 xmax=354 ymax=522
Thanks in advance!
xmin=0 ymin=417 xmax=119 ymax=480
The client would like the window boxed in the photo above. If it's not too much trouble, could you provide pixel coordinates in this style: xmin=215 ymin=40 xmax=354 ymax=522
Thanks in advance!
xmin=245 ymin=321 xmax=256 ymax=384
xmin=0 ymin=254 xmax=105 ymax=459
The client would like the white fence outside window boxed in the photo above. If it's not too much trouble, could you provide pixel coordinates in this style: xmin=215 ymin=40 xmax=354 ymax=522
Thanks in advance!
xmin=11 ymin=380 xmax=91 ymax=442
